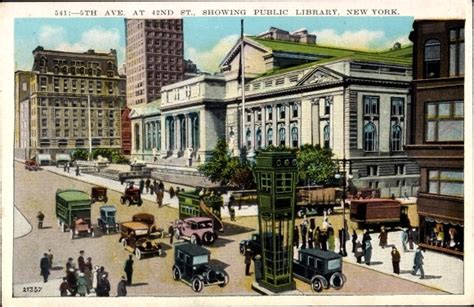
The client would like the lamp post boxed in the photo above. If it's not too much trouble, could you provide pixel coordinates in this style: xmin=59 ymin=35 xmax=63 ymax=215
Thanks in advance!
xmin=334 ymin=158 xmax=352 ymax=257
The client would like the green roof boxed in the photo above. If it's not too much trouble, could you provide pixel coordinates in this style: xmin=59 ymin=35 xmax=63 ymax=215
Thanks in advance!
xmin=57 ymin=189 xmax=91 ymax=202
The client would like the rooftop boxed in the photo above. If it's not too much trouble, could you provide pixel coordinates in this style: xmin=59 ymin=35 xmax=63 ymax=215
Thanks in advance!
xmin=175 ymin=242 xmax=210 ymax=257
xmin=56 ymin=189 xmax=91 ymax=202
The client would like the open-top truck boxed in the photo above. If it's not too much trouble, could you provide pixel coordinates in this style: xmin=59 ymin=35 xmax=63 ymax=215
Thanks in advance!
xmin=56 ymin=189 xmax=95 ymax=239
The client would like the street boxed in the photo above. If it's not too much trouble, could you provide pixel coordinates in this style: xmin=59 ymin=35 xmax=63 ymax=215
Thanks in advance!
xmin=13 ymin=162 xmax=444 ymax=297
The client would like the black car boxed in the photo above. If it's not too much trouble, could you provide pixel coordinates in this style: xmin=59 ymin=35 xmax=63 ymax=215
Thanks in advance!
xmin=172 ymin=243 xmax=229 ymax=292
xmin=239 ymin=233 xmax=261 ymax=256
xmin=293 ymin=249 xmax=346 ymax=292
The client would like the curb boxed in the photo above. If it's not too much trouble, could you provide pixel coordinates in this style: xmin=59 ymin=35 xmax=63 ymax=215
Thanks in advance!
xmin=13 ymin=206 xmax=33 ymax=239
xmin=342 ymin=259 xmax=451 ymax=294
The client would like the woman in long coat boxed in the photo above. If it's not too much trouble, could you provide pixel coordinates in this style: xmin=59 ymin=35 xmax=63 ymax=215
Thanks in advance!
xmin=351 ymin=230 xmax=358 ymax=253
xmin=92 ymin=265 xmax=99 ymax=293
xmin=378 ymin=226 xmax=388 ymax=248
xmin=77 ymin=272 xmax=88 ymax=297
xmin=364 ymin=237 xmax=373 ymax=265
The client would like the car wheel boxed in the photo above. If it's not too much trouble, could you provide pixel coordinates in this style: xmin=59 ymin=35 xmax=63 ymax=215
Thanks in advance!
xmin=239 ymin=245 xmax=245 ymax=255
xmin=219 ymin=272 xmax=229 ymax=287
xmin=311 ymin=278 xmax=323 ymax=292
xmin=97 ymin=195 xmax=104 ymax=201
xmin=135 ymin=248 xmax=142 ymax=260
xmin=172 ymin=266 xmax=181 ymax=281
xmin=70 ymin=229 xmax=74 ymax=240
xmin=120 ymin=197 xmax=125 ymax=205
xmin=190 ymin=234 xmax=199 ymax=245
xmin=203 ymin=232 xmax=216 ymax=245
xmin=329 ymin=272 xmax=344 ymax=290
xmin=191 ymin=277 xmax=204 ymax=292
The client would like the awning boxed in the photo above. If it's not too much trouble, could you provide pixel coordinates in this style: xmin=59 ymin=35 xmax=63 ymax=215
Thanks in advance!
xmin=420 ymin=213 xmax=464 ymax=227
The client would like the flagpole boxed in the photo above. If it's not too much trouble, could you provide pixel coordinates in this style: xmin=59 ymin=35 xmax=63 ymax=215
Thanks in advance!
xmin=240 ymin=19 xmax=245 ymax=150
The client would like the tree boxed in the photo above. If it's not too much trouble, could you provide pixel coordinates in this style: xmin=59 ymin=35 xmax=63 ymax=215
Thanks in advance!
xmin=296 ymin=144 xmax=337 ymax=186
xmin=71 ymin=149 xmax=89 ymax=161
xmin=91 ymin=148 xmax=129 ymax=164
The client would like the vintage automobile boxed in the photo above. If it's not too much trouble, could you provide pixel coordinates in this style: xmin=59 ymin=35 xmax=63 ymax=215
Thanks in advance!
xmin=174 ymin=217 xmax=217 ymax=245
xmin=239 ymin=233 xmax=261 ymax=256
xmin=71 ymin=217 xmax=95 ymax=239
xmin=293 ymin=249 xmax=346 ymax=292
xmin=24 ymin=159 xmax=39 ymax=171
xmin=172 ymin=243 xmax=229 ymax=292
xmin=91 ymin=186 xmax=108 ymax=203
xmin=97 ymin=205 xmax=119 ymax=234
xmin=120 ymin=186 xmax=143 ymax=206
xmin=56 ymin=189 xmax=94 ymax=240
xmin=119 ymin=213 xmax=163 ymax=260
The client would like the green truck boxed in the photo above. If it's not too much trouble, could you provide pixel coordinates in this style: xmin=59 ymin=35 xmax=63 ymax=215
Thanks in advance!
xmin=56 ymin=189 xmax=95 ymax=239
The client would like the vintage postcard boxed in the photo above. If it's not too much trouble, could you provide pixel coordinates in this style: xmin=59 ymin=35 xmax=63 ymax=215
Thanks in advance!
xmin=1 ymin=0 xmax=472 ymax=306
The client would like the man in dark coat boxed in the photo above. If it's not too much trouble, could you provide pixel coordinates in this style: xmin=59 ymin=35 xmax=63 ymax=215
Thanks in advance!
xmin=244 ymin=249 xmax=252 ymax=276
xmin=124 ymin=255 xmax=134 ymax=286
xmin=59 ymin=277 xmax=69 ymax=296
xmin=168 ymin=222 xmax=174 ymax=244
xmin=300 ymin=221 xmax=307 ymax=249
xmin=412 ymin=247 xmax=425 ymax=279
xmin=293 ymin=226 xmax=299 ymax=248
xmin=117 ymin=276 xmax=127 ymax=297
xmin=139 ymin=179 xmax=145 ymax=195
xmin=351 ymin=230 xmax=358 ymax=253
xmin=37 ymin=211 xmax=45 ymax=229
xmin=408 ymin=228 xmax=415 ymax=250
xmin=319 ymin=230 xmax=328 ymax=251
xmin=66 ymin=268 xmax=77 ymax=296
xmin=145 ymin=178 xmax=151 ymax=194
xmin=40 ymin=253 xmax=50 ymax=282
xmin=77 ymin=250 xmax=86 ymax=273
xmin=391 ymin=246 xmax=401 ymax=274
xmin=158 ymin=180 xmax=165 ymax=192
xmin=66 ymin=257 xmax=74 ymax=273
xmin=98 ymin=273 xmax=111 ymax=297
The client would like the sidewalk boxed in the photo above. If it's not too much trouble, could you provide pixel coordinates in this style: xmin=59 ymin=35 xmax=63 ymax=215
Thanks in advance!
xmin=39 ymin=164 xmax=259 ymax=218
xmin=340 ymin=230 xmax=463 ymax=294
xmin=14 ymin=206 xmax=32 ymax=239
xmin=13 ymin=278 xmax=98 ymax=297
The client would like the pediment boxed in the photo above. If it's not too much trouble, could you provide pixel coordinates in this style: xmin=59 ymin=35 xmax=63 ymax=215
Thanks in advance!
xmin=128 ymin=108 xmax=140 ymax=118
xmin=297 ymin=66 xmax=345 ymax=86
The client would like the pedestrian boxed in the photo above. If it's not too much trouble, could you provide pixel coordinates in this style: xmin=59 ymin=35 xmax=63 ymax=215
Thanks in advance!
xmin=77 ymin=272 xmax=89 ymax=297
xmin=354 ymin=240 xmax=363 ymax=263
xmin=308 ymin=227 xmax=314 ymax=249
xmin=37 ymin=211 xmax=45 ymax=229
xmin=47 ymin=249 xmax=53 ymax=268
xmin=293 ymin=225 xmax=299 ymax=248
xmin=391 ymin=246 xmax=401 ymax=274
xmin=124 ymin=255 xmax=134 ymax=286
xmin=364 ymin=236 xmax=373 ymax=265
xmin=408 ymin=228 xmax=415 ymax=250
xmin=139 ymin=178 xmax=145 ymax=195
xmin=158 ymin=180 xmax=164 ymax=192
xmin=328 ymin=228 xmax=335 ymax=252
xmin=84 ymin=257 xmax=93 ymax=290
xmin=75 ymin=165 xmax=80 ymax=176
xmin=351 ymin=229 xmax=358 ymax=253
xmin=253 ymin=254 xmax=262 ymax=281
xmin=66 ymin=267 xmax=77 ymax=296
xmin=411 ymin=247 xmax=425 ymax=279
xmin=412 ymin=227 xmax=419 ymax=245
xmin=59 ymin=277 xmax=69 ymax=296
xmin=40 ymin=253 xmax=50 ymax=282
xmin=156 ymin=190 xmax=164 ymax=208
xmin=401 ymin=228 xmax=409 ymax=252
xmin=117 ymin=276 xmax=127 ymax=297
xmin=300 ymin=219 xmax=308 ymax=249
xmin=379 ymin=226 xmax=388 ymax=248
xmin=320 ymin=229 xmax=328 ymax=251
xmin=314 ymin=227 xmax=320 ymax=249
xmin=92 ymin=265 xmax=100 ymax=293
xmin=228 ymin=193 xmax=236 ymax=221
xmin=63 ymin=163 xmax=67 ymax=172
xmin=152 ymin=179 xmax=158 ymax=193
xmin=362 ymin=229 xmax=370 ymax=252
xmin=66 ymin=257 xmax=74 ymax=273
xmin=169 ymin=186 xmax=175 ymax=198
xmin=66 ymin=162 xmax=70 ymax=173
xmin=244 ymin=249 xmax=252 ymax=276
xmin=98 ymin=273 xmax=111 ymax=297
xmin=78 ymin=250 xmax=85 ymax=273
xmin=145 ymin=178 xmax=151 ymax=194
xmin=168 ymin=222 xmax=174 ymax=244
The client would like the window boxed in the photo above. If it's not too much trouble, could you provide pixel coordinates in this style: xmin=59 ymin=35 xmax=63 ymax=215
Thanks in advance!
xmin=367 ymin=165 xmax=378 ymax=176
xmin=424 ymin=39 xmax=441 ymax=78
xmin=279 ymin=127 xmax=285 ymax=146
xmin=364 ymin=96 xmax=379 ymax=115
xmin=267 ymin=128 xmax=273 ymax=146
xmin=323 ymin=124 xmax=330 ymax=149
xmin=429 ymin=170 xmax=463 ymax=197
xmin=247 ymin=112 xmax=251 ymax=122
xmin=278 ymin=105 xmax=285 ymax=119
xmin=260 ymin=173 xmax=272 ymax=193
xmin=256 ymin=128 xmax=262 ymax=149
xmin=324 ymin=97 xmax=331 ymax=115
xmin=449 ymin=28 xmax=464 ymax=76
xmin=291 ymin=127 xmax=298 ymax=148
xmin=364 ymin=122 xmax=377 ymax=151
xmin=246 ymin=128 xmax=251 ymax=147
xmin=391 ymin=125 xmax=402 ymax=151
xmin=391 ymin=98 xmax=404 ymax=116
xmin=257 ymin=109 xmax=262 ymax=121
xmin=426 ymin=101 xmax=463 ymax=142
xmin=267 ymin=106 xmax=273 ymax=121
xmin=395 ymin=164 xmax=405 ymax=175
xmin=292 ymin=104 xmax=298 ymax=118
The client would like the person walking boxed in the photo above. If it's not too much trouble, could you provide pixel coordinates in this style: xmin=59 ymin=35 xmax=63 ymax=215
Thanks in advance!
xmin=92 ymin=265 xmax=100 ymax=294
xmin=37 ymin=211 xmax=45 ymax=229
xmin=244 ymin=249 xmax=252 ymax=276
xmin=66 ymin=268 xmax=77 ymax=296
xmin=320 ymin=229 xmax=328 ymax=251
xmin=412 ymin=247 xmax=425 ymax=279
xmin=391 ymin=246 xmax=401 ymax=274
xmin=354 ymin=241 xmax=363 ymax=263
xmin=364 ymin=235 xmax=373 ymax=265
xmin=293 ymin=225 xmax=299 ymax=248
xmin=145 ymin=178 xmax=151 ymax=194
xmin=351 ymin=229 xmax=358 ymax=253
xmin=168 ymin=222 xmax=174 ymax=244
xmin=156 ymin=190 xmax=164 ymax=208
xmin=98 ymin=273 xmax=111 ymax=297
xmin=40 ymin=253 xmax=50 ymax=282
xmin=401 ymin=228 xmax=409 ymax=252
xmin=124 ymin=255 xmax=134 ymax=286
xmin=75 ymin=165 xmax=80 ymax=176
xmin=47 ymin=249 xmax=53 ymax=268
xmin=308 ymin=227 xmax=314 ymax=249
xmin=59 ymin=277 xmax=69 ymax=296
xmin=379 ymin=226 xmax=388 ymax=249
xmin=66 ymin=257 xmax=74 ymax=273
xmin=314 ymin=227 xmax=320 ymax=249
xmin=152 ymin=179 xmax=158 ymax=195
xmin=139 ymin=178 xmax=145 ymax=195
xmin=117 ymin=276 xmax=127 ymax=297
xmin=77 ymin=250 xmax=86 ymax=273
xmin=77 ymin=272 xmax=89 ymax=297
xmin=84 ymin=257 xmax=93 ymax=290
xmin=158 ymin=180 xmax=164 ymax=192
xmin=408 ymin=228 xmax=415 ymax=250
xmin=300 ymin=220 xmax=308 ymax=249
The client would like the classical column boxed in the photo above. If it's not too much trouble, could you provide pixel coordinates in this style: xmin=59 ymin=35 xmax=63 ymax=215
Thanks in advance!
xmin=251 ymin=108 xmax=256 ymax=150
xmin=272 ymin=105 xmax=277 ymax=145
xmin=160 ymin=118 xmax=167 ymax=156
xmin=285 ymin=104 xmax=290 ymax=146
xmin=174 ymin=116 xmax=179 ymax=155
xmin=261 ymin=106 xmax=266 ymax=148
xmin=186 ymin=114 xmax=192 ymax=149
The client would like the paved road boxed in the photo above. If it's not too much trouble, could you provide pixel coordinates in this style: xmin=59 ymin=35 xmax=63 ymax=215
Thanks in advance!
xmin=13 ymin=162 xmax=443 ymax=297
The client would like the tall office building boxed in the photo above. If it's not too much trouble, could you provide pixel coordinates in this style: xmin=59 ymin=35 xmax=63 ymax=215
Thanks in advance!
xmin=125 ymin=19 xmax=185 ymax=106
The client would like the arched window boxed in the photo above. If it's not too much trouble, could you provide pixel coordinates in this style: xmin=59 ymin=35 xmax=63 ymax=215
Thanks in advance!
xmin=391 ymin=124 xmax=402 ymax=151
xmin=62 ymin=66 xmax=68 ymax=74
xmin=246 ymin=128 xmax=252 ymax=148
xmin=424 ymin=39 xmax=441 ymax=78
xmin=323 ymin=124 xmax=330 ymax=149
xmin=291 ymin=127 xmax=299 ymax=148
xmin=267 ymin=128 xmax=273 ymax=146
xmin=364 ymin=122 xmax=377 ymax=152
xmin=256 ymin=127 xmax=262 ymax=149
xmin=279 ymin=127 xmax=286 ymax=147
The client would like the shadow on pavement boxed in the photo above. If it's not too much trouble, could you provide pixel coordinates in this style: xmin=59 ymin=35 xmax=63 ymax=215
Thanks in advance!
xmin=213 ymin=237 xmax=234 ymax=248
xmin=369 ymin=261 xmax=384 ymax=266
xmin=40 ymin=226 xmax=53 ymax=230
xmin=209 ymin=259 xmax=230 ymax=270
xmin=422 ymin=275 xmax=442 ymax=280
xmin=221 ymin=222 xmax=256 ymax=237
xmin=130 ymin=283 xmax=149 ymax=287
xmin=51 ymin=266 xmax=63 ymax=271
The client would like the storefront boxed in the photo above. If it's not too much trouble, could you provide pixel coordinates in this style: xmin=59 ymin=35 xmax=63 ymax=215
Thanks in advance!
xmin=418 ymin=214 xmax=463 ymax=256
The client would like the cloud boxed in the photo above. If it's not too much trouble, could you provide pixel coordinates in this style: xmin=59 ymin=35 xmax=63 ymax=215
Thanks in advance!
xmin=186 ymin=34 xmax=239 ymax=73
xmin=38 ymin=25 xmax=66 ymax=47
xmin=313 ymin=29 xmax=387 ymax=51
